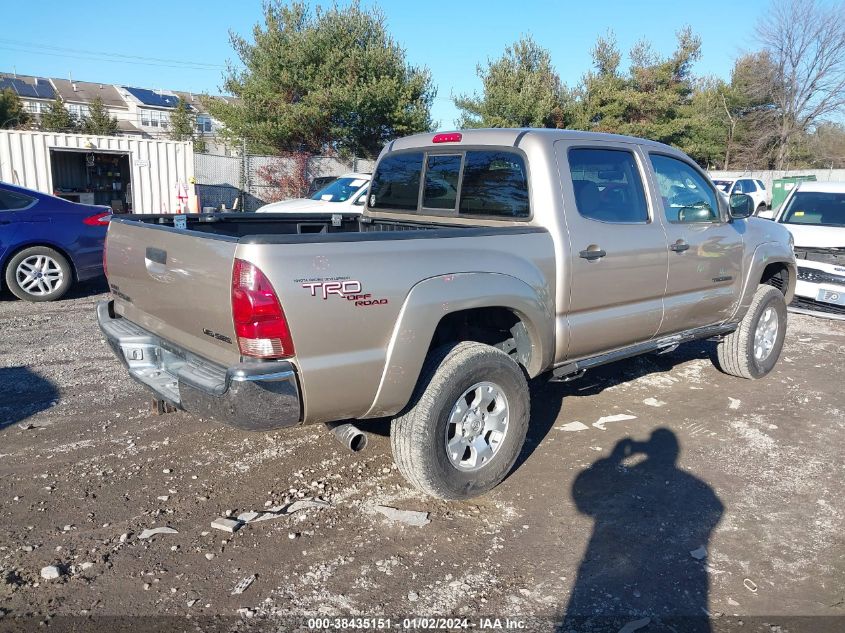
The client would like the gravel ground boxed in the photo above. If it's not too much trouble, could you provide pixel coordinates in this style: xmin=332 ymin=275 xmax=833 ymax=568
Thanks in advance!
xmin=0 ymin=281 xmax=843 ymax=632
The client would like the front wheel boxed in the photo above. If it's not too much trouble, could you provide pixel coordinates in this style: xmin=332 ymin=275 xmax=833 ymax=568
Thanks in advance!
xmin=390 ymin=342 xmax=530 ymax=500
xmin=714 ymin=284 xmax=787 ymax=379
xmin=5 ymin=247 xmax=73 ymax=302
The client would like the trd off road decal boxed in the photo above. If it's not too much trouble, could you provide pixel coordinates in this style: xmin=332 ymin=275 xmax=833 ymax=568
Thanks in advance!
xmin=296 ymin=277 xmax=388 ymax=307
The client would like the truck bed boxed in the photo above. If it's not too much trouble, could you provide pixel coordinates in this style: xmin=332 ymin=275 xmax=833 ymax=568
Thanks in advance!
xmin=104 ymin=212 xmax=555 ymax=423
xmin=121 ymin=212 xmax=451 ymax=240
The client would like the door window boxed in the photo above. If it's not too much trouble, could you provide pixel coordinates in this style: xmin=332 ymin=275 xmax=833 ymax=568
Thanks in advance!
xmin=0 ymin=188 xmax=36 ymax=211
xmin=741 ymin=179 xmax=756 ymax=193
xmin=649 ymin=154 xmax=720 ymax=223
xmin=567 ymin=148 xmax=649 ymax=223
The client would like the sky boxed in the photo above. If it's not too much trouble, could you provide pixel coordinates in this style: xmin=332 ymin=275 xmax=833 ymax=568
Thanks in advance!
xmin=1 ymin=0 xmax=773 ymax=131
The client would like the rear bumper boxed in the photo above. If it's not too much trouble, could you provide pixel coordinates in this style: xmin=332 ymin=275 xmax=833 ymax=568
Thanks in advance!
xmin=96 ymin=300 xmax=301 ymax=430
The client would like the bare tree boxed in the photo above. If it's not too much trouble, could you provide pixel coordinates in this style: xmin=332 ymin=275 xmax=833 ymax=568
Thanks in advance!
xmin=756 ymin=0 xmax=845 ymax=169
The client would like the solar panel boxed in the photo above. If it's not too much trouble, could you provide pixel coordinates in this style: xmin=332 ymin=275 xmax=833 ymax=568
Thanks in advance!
xmin=123 ymin=86 xmax=181 ymax=108
xmin=0 ymin=77 xmax=55 ymax=99
xmin=32 ymin=79 xmax=55 ymax=99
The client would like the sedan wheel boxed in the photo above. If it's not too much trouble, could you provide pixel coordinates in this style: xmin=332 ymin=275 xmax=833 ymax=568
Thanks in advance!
xmin=16 ymin=255 xmax=65 ymax=297
xmin=5 ymin=246 xmax=73 ymax=302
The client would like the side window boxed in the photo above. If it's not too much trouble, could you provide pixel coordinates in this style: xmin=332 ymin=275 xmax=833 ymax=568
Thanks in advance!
xmin=732 ymin=180 xmax=744 ymax=194
xmin=423 ymin=154 xmax=461 ymax=210
xmin=567 ymin=148 xmax=649 ymax=223
xmin=459 ymin=151 xmax=529 ymax=218
xmin=0 ymin=188 xmax=35 ymax=211
xmin=368 ymin=153 xmax=423 ymax=211
xmin=756 ymin=179 xmax=766 ymax=191
xmin=742 ymin=179 xmax=756 ymax=193
xmin=649 ymin=154 xmax=720 ymax=223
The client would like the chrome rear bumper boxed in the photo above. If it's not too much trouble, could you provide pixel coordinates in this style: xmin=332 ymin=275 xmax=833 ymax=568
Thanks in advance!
xmin=96 ymin=301 xmax=301 ymax=430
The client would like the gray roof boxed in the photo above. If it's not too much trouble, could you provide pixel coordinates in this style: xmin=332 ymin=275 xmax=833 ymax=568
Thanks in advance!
xmin=51 ymin=79 xmax=127 ymax=109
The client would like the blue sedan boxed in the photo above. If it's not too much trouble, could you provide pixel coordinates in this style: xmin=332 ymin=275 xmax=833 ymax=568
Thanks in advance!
xmin=0 ymin=182 xmax=110 ymax=302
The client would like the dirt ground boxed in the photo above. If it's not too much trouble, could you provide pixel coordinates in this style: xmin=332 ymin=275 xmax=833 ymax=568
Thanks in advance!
xmin=1 ymin=281 xmax=843 ymax=633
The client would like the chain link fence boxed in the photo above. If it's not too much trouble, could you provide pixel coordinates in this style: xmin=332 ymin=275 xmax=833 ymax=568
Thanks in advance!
xmin=195 ymin=153 xmax=375 ymax=212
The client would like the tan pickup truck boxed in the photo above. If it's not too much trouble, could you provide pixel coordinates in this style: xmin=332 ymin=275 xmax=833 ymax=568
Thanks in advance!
xmin=98 ymin=129 xmax=796 ymax=499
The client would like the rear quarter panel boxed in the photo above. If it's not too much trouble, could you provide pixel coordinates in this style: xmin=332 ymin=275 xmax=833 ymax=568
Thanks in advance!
xmin=237 ymin=230 xmax=555 ymax=424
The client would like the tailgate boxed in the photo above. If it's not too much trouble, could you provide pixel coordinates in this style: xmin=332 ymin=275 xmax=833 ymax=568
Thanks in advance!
xmin=105 ymin=219 xmax=241 ymax=367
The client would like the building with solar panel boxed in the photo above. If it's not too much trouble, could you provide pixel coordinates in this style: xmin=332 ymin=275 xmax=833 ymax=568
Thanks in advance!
xmin=0 ymin=74 xmax=57 ymax=124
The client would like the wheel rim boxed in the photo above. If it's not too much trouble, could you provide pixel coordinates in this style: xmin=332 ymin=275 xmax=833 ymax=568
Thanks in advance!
xmin=445 ymin=381 xmax=509 ymax=472
xmin=753 ymin=305 xmax=779 ymax=362
xmin=15 ymin=255 xmax=64 ymax=296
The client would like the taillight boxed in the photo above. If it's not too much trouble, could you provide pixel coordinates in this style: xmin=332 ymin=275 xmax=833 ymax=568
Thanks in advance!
xmin=432 ymin=132 xmax=462 ymax=143
xmin=83 ymin=211 xmax=112 ymax=226
xmin=231 ymin=258 xmax=295 ymax=359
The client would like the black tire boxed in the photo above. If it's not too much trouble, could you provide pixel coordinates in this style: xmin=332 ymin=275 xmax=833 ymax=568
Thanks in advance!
xmin=390 ymin=341 xmax=530 ymax=500
xmin=715 ymin=284 xmax=787 ymax=379
xmin=4 ymin=246 xmax=73 ymax=302
xmin=756 ymin=203 xmax=767 ymax=215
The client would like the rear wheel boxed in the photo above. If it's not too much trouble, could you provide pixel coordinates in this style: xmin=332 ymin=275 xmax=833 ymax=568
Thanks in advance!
xmin=714 ymin=284 xmax=787 ymax=379
xmin=390 ymin=342 xmax=530 ymax=500
xmin=756 ymin=203 xmax=767 ymax=215
xmin=5 ymin=246 xmax=73 ymax=302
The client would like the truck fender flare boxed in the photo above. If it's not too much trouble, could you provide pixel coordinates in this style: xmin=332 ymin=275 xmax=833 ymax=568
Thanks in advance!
xmin=361 ymin=272 xmax=554 ymax=419
xmin=731 ymin=241 xmax=796 ymax=321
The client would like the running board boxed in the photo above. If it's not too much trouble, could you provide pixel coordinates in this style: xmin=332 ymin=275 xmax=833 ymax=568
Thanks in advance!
xmin=550 ymin=324 xmax=736 ymax=382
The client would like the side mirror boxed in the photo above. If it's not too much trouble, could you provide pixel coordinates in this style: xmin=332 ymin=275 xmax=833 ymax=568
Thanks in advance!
xmin=678 ymin=203 xmax=717 ymax=223
xmin=729 ymin=193 xmax=753 ymax=219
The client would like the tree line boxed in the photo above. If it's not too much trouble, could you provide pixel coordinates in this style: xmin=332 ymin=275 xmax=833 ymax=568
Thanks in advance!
xmin=3 ymin=0 xmax=844 ymax=169
xmin=456 ymin=0 xmax=845 ymax=170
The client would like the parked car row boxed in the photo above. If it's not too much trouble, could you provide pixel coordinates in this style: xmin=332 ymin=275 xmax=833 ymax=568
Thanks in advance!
xmin=2 ymin=158 xmax=843 ymax=325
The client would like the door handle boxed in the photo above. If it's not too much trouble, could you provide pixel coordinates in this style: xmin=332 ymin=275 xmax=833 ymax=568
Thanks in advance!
xmin=670 ymin=240 xmax=690 ymax=253
xmin=579 ymin=247 xmax=607 ymax=261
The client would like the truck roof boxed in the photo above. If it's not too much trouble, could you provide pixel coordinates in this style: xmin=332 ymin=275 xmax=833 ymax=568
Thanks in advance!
xmin=384 ymin=128 xmax=681 ymax=155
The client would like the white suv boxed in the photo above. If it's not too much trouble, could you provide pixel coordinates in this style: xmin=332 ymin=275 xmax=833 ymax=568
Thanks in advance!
xmin=712 ymin=178 xmax=770 ymax=214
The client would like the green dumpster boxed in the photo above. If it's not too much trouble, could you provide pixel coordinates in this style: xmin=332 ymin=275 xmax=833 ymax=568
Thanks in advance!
xmin=772 ymin=175 xmax=817 ymax=210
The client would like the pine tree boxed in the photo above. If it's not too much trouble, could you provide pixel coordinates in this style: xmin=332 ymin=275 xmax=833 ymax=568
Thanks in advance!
xmin=41 ymin=96 xmax=76 ymax=132
xmin=206 ymin=1 xmax=435 ymax=157
xmin=0 ymin=88 xmax=30 ymax=129
xmin=80 ymin=96 xmax=119 ymax=136
xmin=454 ymin=36 xmax=570 ymax=129
xmin=168 ymin=98 xmax=195 ymax=142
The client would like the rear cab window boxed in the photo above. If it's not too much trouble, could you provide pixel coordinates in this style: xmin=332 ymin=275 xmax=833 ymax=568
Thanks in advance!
xmin=368 ymin=149 xmax=530 ymax=219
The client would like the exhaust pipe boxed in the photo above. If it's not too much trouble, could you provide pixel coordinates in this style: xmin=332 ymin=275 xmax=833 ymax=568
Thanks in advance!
xmin=326 ymin=422 xmax=368 ymax=452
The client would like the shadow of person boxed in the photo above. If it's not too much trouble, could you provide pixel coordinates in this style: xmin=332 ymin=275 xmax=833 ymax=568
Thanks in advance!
xmin=562 ymin=428 xmax=723 ymax=633
xmin=0 ymin=366 xmax=60 ymax=430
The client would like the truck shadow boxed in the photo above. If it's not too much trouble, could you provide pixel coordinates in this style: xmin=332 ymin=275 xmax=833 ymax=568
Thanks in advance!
xmin=516 ymin=339 xmax=717 ymax=471
xmin=559 ymin=428 xmax=723 ymax=632
xmin=0 ymin=366 xmax=60 ymax=430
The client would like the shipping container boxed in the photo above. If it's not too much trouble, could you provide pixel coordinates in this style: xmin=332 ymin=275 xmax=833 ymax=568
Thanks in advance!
xmin=0 ymin=130 xmax=194 ymax=214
